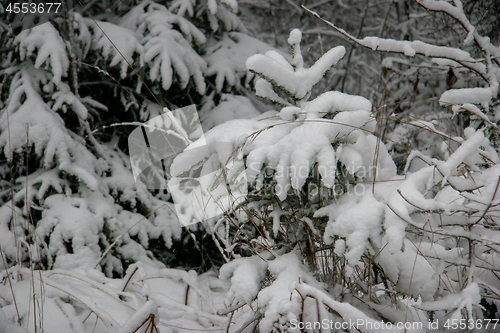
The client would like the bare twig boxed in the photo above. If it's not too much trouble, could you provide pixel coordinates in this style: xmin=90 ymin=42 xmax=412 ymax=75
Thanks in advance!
xmin=301 ymin=5 xmax=489 ymax=81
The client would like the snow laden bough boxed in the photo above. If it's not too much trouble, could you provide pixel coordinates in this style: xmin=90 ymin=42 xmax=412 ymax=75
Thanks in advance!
xmin=243 ymin=29 xmax=389 ymax=200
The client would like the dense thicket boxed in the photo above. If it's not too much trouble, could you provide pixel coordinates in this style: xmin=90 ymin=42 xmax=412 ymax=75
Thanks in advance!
xmin=0 ymin=0 xmax=499 ymax=332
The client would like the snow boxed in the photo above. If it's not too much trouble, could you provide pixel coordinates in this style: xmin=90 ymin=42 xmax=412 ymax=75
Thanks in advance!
xmin=207 ymin=0 xmax=218 ymax=15
xmin=198 ymin=28 xmax=382 ymax=203
xmin=440 ymin=87 xmax=494 ymax=106
xmin=278 ymin=106 xmax=301 ymax=121
xmin=377 ymin=239 xmax=440 ymax=302
xmin=36 ymin=195 xmax=104 ymax=270
xmin=337 ymin=132 xmax=396 ymax=180
xmin=165 ymin=110 xmax=250 ymax=225
xmin=304 ymin=91 xmax=372 ymax=117
xmin=461 ymin=163 xmax=500 ymax=215
xmin=453 ymin=103 xmax=493 ymax=125
xmin=90 ymin=20 xmax=144 ymax=79
xmin=436 ymin=128 xmax=484 ymax=184
xmin=115 ymin=300 xmax=158 ymax=333
xmin=204 ymin=1 xmax=246 ymax=32
xmin=201 ymin=95 xmax=261 ymax=130
xmin=326 ymin=110 xmax=376 ymax=139
xmin=293 ymin=282 xmax=426 ymax=332
xmin=0 ymin=68 xmax=102 ymax=199
xmin=244 ymin=109 xmax=378 ymax=200
xmin=308 ymin=8 xmax=489 ymax=77
xmin=0 ymin=309 xmax=29 ymax=333
xmin=288 ymin=29 xmax=304 ymax=69
xmin=14 ymin=22 xmax=69 ymax=85
xmin=0 ymin=262 xmax=241 ymax=333
xmin=205 ymin=32 xmax=277 ymax=92
xmin=246 ymin=30 xmax=345 ymax=100
xmin=318 ymin=193 xmax=385 ymax=266
xmin=219 ymin=255 xmax=268 ymax=304
xmin=287 ymin=29 xmax=302 ymax=47
xmin=247 ymin=45 xmax=345 ymax=100
xmin=169 ymin=0 xmax=195 ymax=17
xmin=254 ymin=79 xmax=290 ymax=106
xmin=246 ymin=121 xmax=335 ymax=199
xmin=269 ymin=207 xmax=285 ymax=237
xmin=0 ymin=54 xmax=185 ymax=279
xmin=143 ymin=27 xmax=207 ymax=93
xmin=257 ymin=250 xmax=324 ymax=332
xmin=118 ymin=1 xmax=207 ymax=93
xmin=360 ymin=36 xmax=476 ymax=62
xmin=3 ymin=6 xmax=500 ymax=331
xmin=420 ymin=282 xmax=481 ymax=319
xmin=51 ymin=85 xmax=88 ymax=120
xmin=416 ymin=0 xmax=490 ymax=56
xmin=169 ymin=153 xmax=249 ymax=226
xmin=221 ymin=0 xmax=238 ymax=13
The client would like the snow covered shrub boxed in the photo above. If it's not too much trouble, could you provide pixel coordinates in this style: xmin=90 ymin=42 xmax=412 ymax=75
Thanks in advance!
xmin=201 ymin=2 xmax=500 ymax=329
xmin=179 ymin=28 xmax=402 ymax=331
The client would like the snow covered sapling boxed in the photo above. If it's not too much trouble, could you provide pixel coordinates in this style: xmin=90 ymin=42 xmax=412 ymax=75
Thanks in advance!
xmin=0 ymin=0 xmax=273 ymax=274
xmin=200 ymin=29 xmax=402 ymax=331
xmin=0 ymin=1 xmax=279 ymax=331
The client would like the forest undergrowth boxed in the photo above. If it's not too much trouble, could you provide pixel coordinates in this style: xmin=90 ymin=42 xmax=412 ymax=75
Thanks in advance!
xmin=0 ymin=0 xmax=500 ymax=332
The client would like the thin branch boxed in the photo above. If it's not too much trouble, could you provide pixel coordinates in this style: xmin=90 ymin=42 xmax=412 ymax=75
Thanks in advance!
xmin=301 ymin=5 xmax=489 ymax=81
xmin=474 ymin=176 xmax=500 ymax=224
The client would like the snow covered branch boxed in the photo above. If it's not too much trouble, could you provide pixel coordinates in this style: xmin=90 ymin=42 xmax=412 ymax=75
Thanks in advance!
xmin=301 ymin=5 xmax=489 ymax=81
